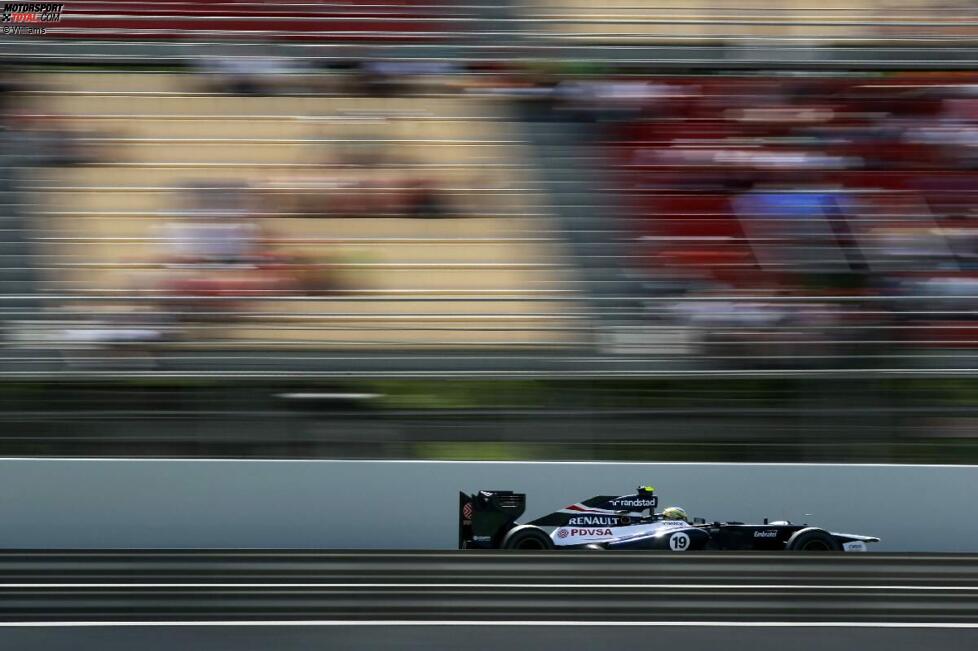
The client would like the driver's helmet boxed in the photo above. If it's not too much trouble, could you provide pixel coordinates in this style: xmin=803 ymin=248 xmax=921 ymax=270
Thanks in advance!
xmin=661 ymin=506 xmax=688 ymax=522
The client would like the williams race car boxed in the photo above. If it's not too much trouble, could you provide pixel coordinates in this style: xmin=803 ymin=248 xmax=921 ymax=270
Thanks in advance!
xmin=458 ymin=486 xmax=879 ymax=552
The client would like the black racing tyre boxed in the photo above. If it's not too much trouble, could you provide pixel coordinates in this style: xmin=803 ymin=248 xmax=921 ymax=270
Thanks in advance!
xmin=501 ymin=526 xmax=554 ymax=550
xmin=786 ymin=528 xmax=841 ymax=552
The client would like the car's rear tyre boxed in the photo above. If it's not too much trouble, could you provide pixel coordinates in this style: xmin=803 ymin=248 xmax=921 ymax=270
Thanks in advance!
xmin=786 ymin=528 xmax=841 ymax=552
xmin=501 ymin=526 xmax=554 ymax=550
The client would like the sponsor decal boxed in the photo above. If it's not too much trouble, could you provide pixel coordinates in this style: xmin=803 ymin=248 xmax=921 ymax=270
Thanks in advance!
xmin=472 ymin=536 xmax=491 ymax=542
xmin=568 ymin=528 xmax=613 ymax=537
xmin=462 ymin=502 xmax=473 ymax=520
xmin=557 ymin=529 xmax=569 ymax=539
xmin=609 ymin=498 xmax=657 ymax=508
xmin=661 ymin=521 xmax=686 ymax=527
xmin=842 ymin=541 xmax=867 ymax=552
xmin=753 ymin=530 xmax=779 ymax=538
xmin=568 ymin=516 xmax=620 ymax=526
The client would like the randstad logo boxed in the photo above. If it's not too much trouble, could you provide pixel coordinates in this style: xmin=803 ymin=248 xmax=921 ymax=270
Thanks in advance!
xmin=610 ymin=498 xmax=656 ymax=507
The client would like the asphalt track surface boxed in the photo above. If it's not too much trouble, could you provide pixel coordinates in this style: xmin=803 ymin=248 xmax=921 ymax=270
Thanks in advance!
xmin=2 ymin=550 xmax=978 ymax=649
xmin=2 ymin=625 xmax=976 ymax=651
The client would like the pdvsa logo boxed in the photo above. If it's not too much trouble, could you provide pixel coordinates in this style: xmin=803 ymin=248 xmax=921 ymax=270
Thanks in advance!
xmin=568 ymin=528 xmax=613 ymax=537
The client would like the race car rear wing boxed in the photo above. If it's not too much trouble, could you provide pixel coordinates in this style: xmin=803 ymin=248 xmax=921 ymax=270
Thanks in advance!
xmin=458 ymin=490 xmax=526 ymax=549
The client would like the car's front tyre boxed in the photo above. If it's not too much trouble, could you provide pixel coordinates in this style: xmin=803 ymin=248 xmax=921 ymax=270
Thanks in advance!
xmin=786 ymin=528 xmax=842 ymax=551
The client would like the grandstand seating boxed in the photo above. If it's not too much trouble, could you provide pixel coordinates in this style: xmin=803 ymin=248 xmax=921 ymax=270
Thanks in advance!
xmin=520 ymin=0 xmax=977 ymax=45
xmin=605 ymin=72 xmax=978 ymax=348
xmin=22 ymin=72 xmax=587 ymax=350
xmin=51 ymin=1 xmax=461 ymax=41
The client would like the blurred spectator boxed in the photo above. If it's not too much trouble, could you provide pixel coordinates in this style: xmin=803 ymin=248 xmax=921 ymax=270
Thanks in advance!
xmin=356 ymin=60 xmax=462 ymax=97
xmin=5 ymin=111 xmax=97 ymax=167
xmin=154 ymin=182 xmax=343 ymax=321
xmin=199 ymin=51 xmax=318 ymax=96
xmin=162 ymin=181 xmax=259 ymax=263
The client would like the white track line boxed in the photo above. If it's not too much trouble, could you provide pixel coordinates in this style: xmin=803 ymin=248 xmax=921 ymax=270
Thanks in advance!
xmin=2 ymin=621 xmax=978 ymax=629
xmin=1 ymin=583 xmax=976 ymax=591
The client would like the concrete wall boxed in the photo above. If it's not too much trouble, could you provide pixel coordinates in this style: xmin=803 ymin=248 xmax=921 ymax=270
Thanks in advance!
xmin=0 ymin=459 xmax=974 ymax=552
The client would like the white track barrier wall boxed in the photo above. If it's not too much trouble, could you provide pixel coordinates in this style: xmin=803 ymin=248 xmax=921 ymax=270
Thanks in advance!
xmin=0 ymin=459 xmax=973 ymax=552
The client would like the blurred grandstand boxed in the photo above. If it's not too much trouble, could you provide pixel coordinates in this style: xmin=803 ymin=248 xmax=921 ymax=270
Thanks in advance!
xmin=4 ymin=0 xmax=978 ymax=460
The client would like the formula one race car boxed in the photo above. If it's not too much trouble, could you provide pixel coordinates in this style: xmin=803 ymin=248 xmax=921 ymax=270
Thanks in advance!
xmin=458 ymin=486 xmax=880 ymax=552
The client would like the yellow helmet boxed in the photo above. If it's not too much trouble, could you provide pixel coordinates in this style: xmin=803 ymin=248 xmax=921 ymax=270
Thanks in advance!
xmin=662 ymin=506 xmax=688 ymax=522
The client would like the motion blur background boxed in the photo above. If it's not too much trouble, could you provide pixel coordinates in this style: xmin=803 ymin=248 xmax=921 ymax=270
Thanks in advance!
xmin=3 ymin=0 xmax=978 ymax=463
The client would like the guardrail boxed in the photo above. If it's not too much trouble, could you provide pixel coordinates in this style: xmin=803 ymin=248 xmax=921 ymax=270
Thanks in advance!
xmin=1 ymin=550 xmax=978 ymax=623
